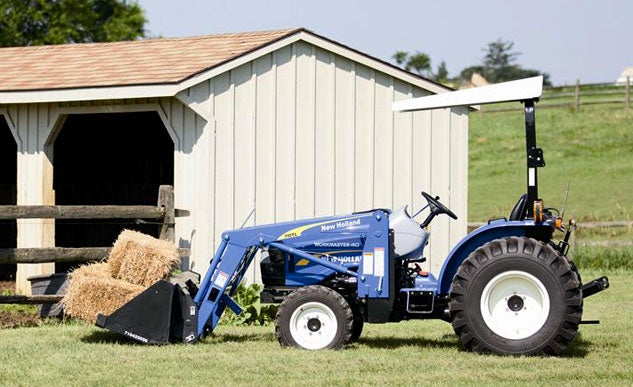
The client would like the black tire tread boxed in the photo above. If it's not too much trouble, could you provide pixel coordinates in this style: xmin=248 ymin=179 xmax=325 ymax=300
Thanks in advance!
xmin=449 ymin=237 xmax=582 ymax=355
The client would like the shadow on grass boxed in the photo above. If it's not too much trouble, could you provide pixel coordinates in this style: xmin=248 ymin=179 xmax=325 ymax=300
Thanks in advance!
xmin=358 ymin=332 xmax=592 ymax=358
xmin=80 ymin=330 xmax=141 ymax=345
xmin=357 ymin=333 xmax=459 ymax=350
xmin=560 ymin=333 xmax=591 ymax=358
xmin=207 ymin=332 xmax=274 ymax=344
xmin=81 ymin=329 xmax=276 ymax=345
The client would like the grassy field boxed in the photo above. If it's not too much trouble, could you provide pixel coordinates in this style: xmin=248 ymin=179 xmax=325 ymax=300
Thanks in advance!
xmin=0 ymin=270 xmax=629 ymax=386
xmin=468 ymin=105 xmax=633 ymax=222
xmin=1 ymin=103 xmax=630 ymax=385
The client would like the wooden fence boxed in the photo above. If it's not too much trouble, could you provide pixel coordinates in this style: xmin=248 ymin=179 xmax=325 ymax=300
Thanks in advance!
xmin=0 ymin=185 xmax=188 ymax=304
xmin=481 ymin=76 xmax=631 ymax=113
xmin=467 ymin=220 xmax=632 ymax=247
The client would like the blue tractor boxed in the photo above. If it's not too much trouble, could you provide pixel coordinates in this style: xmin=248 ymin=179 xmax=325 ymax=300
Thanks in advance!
xmin=96 ymin=76 xmax=608 ymax=355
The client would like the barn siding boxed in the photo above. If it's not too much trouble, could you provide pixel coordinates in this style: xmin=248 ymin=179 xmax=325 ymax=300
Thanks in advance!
xmin=176 ymin=41 xmax=469 ymax=277
xmin=3 ymin=40 xmax=469 ymax=293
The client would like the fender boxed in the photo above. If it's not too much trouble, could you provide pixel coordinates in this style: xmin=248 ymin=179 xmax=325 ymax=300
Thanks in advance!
xmin=436 ymin=219 xmax=555 ymax=295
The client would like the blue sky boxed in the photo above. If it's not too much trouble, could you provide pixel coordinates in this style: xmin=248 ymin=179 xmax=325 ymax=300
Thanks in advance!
xmin=138 ymin=0 xmax=632 ymax=86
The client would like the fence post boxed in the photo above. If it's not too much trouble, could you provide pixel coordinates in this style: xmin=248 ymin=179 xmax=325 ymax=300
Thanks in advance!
xmin=627 ymin=76 xmax=631 ymax=111
xmin=575 ymin=79 xmax=580 ymax=113
xmin=157 ymin=185 xmax=175 ymax=242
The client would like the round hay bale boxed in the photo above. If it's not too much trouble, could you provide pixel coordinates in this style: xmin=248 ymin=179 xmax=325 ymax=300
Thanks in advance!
xmin=63 ymin=264 xmax=145 ymax=324
xmin=109 ymin=230 xmax=180 ymax=287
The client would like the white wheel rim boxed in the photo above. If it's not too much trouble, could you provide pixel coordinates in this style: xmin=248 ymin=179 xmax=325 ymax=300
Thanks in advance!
xmin=289 ymin=302 xmax=338 ymax=350
xmin=480 ymin=270 xmax=550 ymax=340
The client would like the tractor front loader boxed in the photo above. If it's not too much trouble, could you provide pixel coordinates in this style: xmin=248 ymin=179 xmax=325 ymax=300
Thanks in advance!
xmin=96 ymin=76 xmax=609 ymax=355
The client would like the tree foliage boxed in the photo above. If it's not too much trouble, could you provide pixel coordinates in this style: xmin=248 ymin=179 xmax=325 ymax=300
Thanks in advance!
xmin=392 ymin=51 xmax=433 ymax=78
xmin=0 ymin=0 xmax=146 ymax=47
xmin=467 ymin=39 xmax=551 ymax=86
xmin=393 ymin=38 xmax=551 ymax=87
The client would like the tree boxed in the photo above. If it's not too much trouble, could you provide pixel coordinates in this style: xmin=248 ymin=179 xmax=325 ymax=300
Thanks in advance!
xmin=466 ymin=38 xmax=551 ymax=86
xmin=391 ymin=51 xmax=433 ymax=78
xmin=435 ymin=61 xmax=449 ymax=84
xmin=0 ymin=0 xmax=146 ymax=47
xmin=405 ymin=52 xmax=432 ymax=77
xmin=483 ymin=39 xmax=519 ymax=71
xmin=392 ymin=51 xmax=408 ymax=67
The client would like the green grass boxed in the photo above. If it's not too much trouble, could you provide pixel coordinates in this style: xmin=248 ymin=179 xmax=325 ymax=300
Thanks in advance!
xmin=468 ymin=105 xmax=633 ymax=222
xmin=0 ymin=271 xmax=629 ymax=386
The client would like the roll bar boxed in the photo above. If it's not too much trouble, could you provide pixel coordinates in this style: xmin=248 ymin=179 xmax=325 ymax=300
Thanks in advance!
xmin=393 ymin=76 xmax=545 ymax=218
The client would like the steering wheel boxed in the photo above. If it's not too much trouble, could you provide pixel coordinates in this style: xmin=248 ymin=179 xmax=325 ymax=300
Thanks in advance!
xmin=421 ymin=191 xmax=458 ymax=220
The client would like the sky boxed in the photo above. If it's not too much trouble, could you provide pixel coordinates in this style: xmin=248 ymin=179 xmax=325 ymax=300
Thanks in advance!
xmin=138 ymin=0 xmax=632 ymax=86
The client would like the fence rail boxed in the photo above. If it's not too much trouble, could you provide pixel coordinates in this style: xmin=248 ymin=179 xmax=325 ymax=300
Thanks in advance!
xmin=467 ymin=220 xmax=633 ymax=229
xmin=480 ymin=76 xmax=631 ymax=113
xmin=0 ymin=246 xmax=190 ymax=265
xmin=0 ymin=185 xmax=188 ymax=305
xmin=0 ymin=205 xmax=165 ymax=220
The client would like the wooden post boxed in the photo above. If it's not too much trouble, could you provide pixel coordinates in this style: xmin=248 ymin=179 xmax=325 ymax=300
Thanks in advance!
xmin=626 ymin=76 xmax=631 ymax=111
xmin=575 ymin=79 xmax=580 ymax=113
xmin=15 ymin=149 xmax=56 ymax=295
xmin=158 ymin=185 xmax=175 ymax=242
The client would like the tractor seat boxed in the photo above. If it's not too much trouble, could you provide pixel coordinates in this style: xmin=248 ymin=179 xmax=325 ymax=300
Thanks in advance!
xmin=509 ymin=194 xmax=528 ymax=220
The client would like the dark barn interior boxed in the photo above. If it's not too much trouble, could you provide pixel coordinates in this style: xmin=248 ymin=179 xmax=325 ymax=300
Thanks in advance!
xmin=54 ymin=112 xmax=173 ymax=272
xmin=0 ymin=117 xmax=17 ymax=280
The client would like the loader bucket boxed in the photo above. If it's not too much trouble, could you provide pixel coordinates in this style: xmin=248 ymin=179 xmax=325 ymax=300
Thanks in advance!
xmin=95 ymin=280 xmax=198 ymax=344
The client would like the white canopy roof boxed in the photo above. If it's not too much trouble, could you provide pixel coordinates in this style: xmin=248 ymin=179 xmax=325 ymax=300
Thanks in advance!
xmin=393 ymin=76 xmax=543 ymax=112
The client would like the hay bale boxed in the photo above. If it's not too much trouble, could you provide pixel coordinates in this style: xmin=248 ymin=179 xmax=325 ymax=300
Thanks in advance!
xmin=70 ymin=262 xmax=110 ymax=281
xmin=63 ymin=263 xmax=144 ymax=324
xmin=108 ymin=230 xmax=180 ymax=287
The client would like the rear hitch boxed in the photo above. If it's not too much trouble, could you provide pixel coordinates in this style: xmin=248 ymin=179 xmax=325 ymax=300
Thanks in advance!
xmin=582 ymin=276 xmax=610 ymax=299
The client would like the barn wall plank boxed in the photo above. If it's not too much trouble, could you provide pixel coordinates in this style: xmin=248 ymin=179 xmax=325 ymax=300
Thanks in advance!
xmin=274 ymin=45 xmax=295 ymax=222
xmin=294 ymin=42 xmax=316 ymax=219
xmin=353 ymin=65 xmax=375 ymax=210
xmin=373 ymin=72 xmax=394 ymax=209
xmin=254 ymin=54 xmax=276 ymax=225
xmin=313 ymin=49 xmax=336 ymax=217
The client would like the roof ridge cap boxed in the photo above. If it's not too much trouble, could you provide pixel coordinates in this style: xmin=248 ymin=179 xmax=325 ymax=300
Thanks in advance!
xmin=0 ymin=28 xmax=304 ymax=51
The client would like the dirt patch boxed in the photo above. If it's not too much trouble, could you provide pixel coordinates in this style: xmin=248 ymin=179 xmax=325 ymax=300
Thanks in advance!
xmin=0 ymin=281 xmax=41 ymax=328
xmin=0 ymin=281 xmax=14 ymax=294
xmin=0 ymin=310 xmax=39 ymax=329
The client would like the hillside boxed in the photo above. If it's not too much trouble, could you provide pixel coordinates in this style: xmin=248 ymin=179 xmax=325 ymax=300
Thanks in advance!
xmin=468 ymin=105 xmax=633 ymax=222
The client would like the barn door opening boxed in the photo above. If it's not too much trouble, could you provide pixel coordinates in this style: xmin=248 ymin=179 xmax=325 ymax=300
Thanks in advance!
xmin=53 ymin=112 xmax=173 ymax=272
xmin=0 ymin=116 xmax=17 ymax=280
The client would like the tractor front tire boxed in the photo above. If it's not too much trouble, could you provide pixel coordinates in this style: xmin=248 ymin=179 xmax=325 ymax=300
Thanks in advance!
xmin=275 ymin=285 xmax=353 ymax=350
xmin=449 ymin=237 xmax=582 ymax=355
xmin=349 ymin=303 xmax=364 ymax=342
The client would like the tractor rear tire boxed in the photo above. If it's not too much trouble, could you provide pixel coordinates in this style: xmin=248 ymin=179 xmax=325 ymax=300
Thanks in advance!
xmin=275 ymin=285 xmax=353 ymax=350
xmin=448 ymin=237 xmax=582 ymax=355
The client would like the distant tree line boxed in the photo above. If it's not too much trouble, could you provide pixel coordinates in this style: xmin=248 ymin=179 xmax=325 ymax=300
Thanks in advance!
xmin=393 ymin=39 xmax=551 ymax=87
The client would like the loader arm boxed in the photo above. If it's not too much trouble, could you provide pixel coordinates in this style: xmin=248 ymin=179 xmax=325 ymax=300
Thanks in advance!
xmin=193 ymin=210 xmax=389 ymax=336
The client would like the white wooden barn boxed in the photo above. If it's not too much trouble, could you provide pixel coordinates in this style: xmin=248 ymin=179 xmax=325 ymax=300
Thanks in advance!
xmin=0 ymin=28 xmax=469 ymax=294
